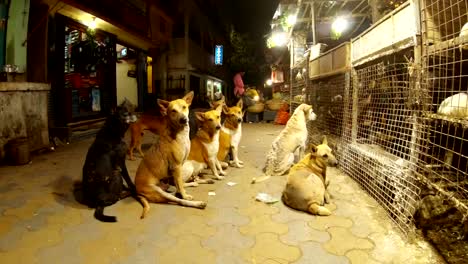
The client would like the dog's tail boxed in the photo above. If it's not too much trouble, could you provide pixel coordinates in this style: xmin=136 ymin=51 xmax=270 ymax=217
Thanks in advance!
xmin=138 ymin=195 xmax=150 ymax=219
xmin=94 ymin=206 xmax=117 ymax=223
xmin=251 ymin=175 xmax=271 ymax=184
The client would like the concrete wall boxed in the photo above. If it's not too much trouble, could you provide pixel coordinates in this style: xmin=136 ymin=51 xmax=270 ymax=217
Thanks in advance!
xmin=6 ymin=0 xmax=30 ymax=72
xmin=116 ymin=61 xmax=138 ymax=106
xmin=0 ymin=82 xmax=50 ymax=160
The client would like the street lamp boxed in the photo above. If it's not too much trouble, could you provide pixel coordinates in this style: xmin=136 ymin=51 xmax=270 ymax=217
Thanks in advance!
xmin=331 ymin=17 xmax=348 ymax=35
xmin=271 ymin=32 xmax=288 ymax=47
xmin=286 ymin=14 xmax=297 ymax=27
xmin=88 ymin=17 xmax=97 ymax=30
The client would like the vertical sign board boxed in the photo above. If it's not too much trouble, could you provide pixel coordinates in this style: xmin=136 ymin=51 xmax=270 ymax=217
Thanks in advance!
xmin=214 ymin=45 xmax=223 ymax=65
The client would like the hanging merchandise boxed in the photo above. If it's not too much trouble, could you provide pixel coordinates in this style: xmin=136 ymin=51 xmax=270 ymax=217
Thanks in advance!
xmin=91 ymin=87 xmax=101 ymax=111
xmin=271 ymin=70 xmax=284 ymax=83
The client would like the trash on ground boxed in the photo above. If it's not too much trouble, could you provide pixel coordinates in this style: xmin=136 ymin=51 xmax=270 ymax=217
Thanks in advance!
xmin=208 ymin=191 xmax=216 ymax=196
xmin=226 ymin=182 xmax=238 ymax=186
xmin=255 ymin=193 xmax=279 ymax=204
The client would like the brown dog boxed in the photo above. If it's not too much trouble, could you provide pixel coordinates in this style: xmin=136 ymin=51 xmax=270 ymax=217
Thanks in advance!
xmin=128 ymin=97 xmax=226 ymax=160
xmin=281 ymin=136 xmax=338 ymax=216
xmin=127 ymin=114 xmax=165 ymax=160
xmin=134 ymin=91 xmax=206 ymax=219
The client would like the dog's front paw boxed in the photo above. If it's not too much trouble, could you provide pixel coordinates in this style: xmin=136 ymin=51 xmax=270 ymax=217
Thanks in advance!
xmin=238 ymin=160 xmax=244 ymax=165
xmin=233 ymin=162 xmax=244 ymax=168
xmin=214 ymin=175 xmax=225 ymax=180
xmin=219 ymin=170 xmax=226 ymax=176
xmin=194 ymin=201 xmax=207 ymax=209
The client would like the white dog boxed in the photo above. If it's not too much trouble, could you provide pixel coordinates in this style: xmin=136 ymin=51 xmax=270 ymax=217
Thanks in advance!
xmin=252 ymin=104 xmax=317 ymax=184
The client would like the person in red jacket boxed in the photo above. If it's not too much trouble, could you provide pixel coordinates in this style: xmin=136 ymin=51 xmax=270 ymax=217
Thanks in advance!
xmin=233 ymin=72 xmax=245 ymax=97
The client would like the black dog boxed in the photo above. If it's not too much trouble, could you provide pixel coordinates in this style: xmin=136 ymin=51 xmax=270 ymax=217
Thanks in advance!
xmin=81 ymin=99 xmax=138 ymax=222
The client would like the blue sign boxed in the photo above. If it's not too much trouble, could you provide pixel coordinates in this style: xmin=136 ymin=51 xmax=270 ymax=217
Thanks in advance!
xmin=214 ymin=45 xmax=223 ymax=65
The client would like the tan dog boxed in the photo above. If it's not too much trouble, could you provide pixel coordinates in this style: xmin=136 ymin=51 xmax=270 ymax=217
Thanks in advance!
xmin=218 ymin=99 xmax=244 ymax=168
xmin=134 ymin=91 xmax=206 ymax=219
xmin=187 ymin=105 xmax=226 ymax=180
xmin=252 ymin=104 xmax=317 ymax=183
xmin=128 ymin=96 xmax=226 ymax=161
xmin=282 ymin=137 xmax=338 ymax=216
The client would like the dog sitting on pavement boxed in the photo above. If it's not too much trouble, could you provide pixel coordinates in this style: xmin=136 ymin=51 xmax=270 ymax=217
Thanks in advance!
xmin=189 ymin=96 xmax=225 ymax=140
xmin=251 ymin=103 xmax=317 ymax=184
xmin=187 ymin=104 xmax=226 ymax=181
xmin=217 ymin=98 xmax=244 ymax=168
xmin=282 ymin=136 xmax=338 ymax=216
xmin=80 ymin=99 xmax=138 ymax=222
xmin=127 ymin=96 xmax=225 ymax=161
xmin=134 ymin=91 xmax=207 ymax=219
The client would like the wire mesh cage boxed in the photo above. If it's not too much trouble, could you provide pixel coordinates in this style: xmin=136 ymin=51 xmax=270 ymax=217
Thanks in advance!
xmin=289 ymin=56 xmax=309 ymax=113
xmin=341 ymin=52 xmax=420 ymax=233
xmin=418 ymin=0 xmax=468 ymax=258
xmin=421 ymin=0 xmax=468 ymax=45
xmin=306 ymin=74 xmax=346 ymax=159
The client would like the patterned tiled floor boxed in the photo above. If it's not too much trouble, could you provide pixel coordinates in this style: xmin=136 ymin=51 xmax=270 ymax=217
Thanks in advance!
xmin=0 ymin=123 xmax=444 ymax=263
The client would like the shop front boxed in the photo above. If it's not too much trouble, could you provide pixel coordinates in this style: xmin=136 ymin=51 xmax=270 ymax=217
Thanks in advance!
xmin=48 ymin=13 xmax=154 ymax=140
xmin=50 ymin=14 xmax=117 ymax=132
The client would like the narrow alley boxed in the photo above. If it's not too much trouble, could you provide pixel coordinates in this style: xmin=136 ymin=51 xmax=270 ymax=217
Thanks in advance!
xmin=0 ymin=123 xmax=442 ymax=263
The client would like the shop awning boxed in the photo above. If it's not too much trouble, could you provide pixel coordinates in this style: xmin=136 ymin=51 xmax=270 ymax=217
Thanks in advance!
xmin=45 ymin=0 xmax=155 ymax=51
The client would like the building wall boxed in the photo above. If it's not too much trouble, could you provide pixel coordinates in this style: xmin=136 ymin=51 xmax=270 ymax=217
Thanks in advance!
xmin=0 ymin=83 xmax=50 ymax=160
xmin=116 ymin=61 xmax=138 ymax=106
xmin=6 ymin=0 xmax=30 ymax=72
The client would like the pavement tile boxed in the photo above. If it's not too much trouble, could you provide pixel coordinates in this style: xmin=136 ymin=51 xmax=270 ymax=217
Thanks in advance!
xmin=294 ymin=241 xmax=350 ymax=264
xmin=246 ymin=233 xmax=301 ymax=263
xmin=323 ymin=227 xmax=374 ymax=255
xmin=239 ymin=214 xmax=289 ymax=236
xmin=280 ymin=220 xmax=330 ymax=245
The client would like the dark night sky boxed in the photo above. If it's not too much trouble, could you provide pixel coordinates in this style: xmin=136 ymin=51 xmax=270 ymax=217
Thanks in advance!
xmin=215 ymin=0 xmax=279 ymax=40
xmin=231 ymin=0 xmax=279 ymax=38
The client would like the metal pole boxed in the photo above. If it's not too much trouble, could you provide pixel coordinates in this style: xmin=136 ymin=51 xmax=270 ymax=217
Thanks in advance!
xmin=289 ymin=38 xmax=294 ymax=113
xmin=0 ymin=0 xmax=9 ymax=68
xmin=311 ymin=2 xmax=316 ymax=45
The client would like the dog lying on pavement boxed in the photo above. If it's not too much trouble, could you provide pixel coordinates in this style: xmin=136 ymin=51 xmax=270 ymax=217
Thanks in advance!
xmin=251 ymin=103 xmax=317 ymax=184
xmin=282 ymin=136 xmax=338 ymax=216
xmin=80 ymin=99 xmax=138 ymax=222
xmin=134 ymin=91 xmax=207 ymax=219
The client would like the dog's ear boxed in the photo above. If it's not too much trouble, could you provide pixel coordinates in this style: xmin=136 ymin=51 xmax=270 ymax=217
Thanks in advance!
xmin=307 ymin=143 xmax=318 ymax=153
xmin=222 ymin=105 xmax=230 ymax=115
xmin=214 ymin=103 xmax=223 ymax=113
xmin=237 ymin=98 xmax=243 ymax=109
xmin=322 ymin=136 xmax=328 ymax=145
xmin=195 ymin=112 xmax=205 ymax=122
xmin=183 ymin=91 xmax=194 ymax=105
xmin=210 ymin=99 xmax=224 ymax=110
xmin=157 ymin=99 xmax=170 ymax=116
